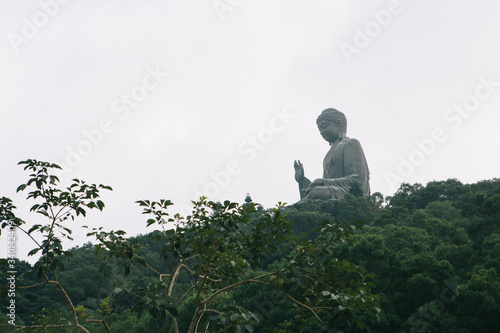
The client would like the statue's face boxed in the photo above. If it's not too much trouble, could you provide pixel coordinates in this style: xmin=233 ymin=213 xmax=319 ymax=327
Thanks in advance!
xmin=317 ymin=120 xmax=338 ymax=143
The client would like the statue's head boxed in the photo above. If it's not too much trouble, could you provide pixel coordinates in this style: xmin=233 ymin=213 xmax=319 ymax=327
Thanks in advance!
xmin=316 ymin=108 xmax=347 ymax=142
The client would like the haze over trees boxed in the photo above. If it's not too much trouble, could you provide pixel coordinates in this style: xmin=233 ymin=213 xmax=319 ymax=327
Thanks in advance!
xmin=1 ymin=160 xmax=499 ymax=332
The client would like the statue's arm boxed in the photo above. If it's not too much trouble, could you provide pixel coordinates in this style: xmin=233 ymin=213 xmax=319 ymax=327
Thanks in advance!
xmin=294 ymin=160 xmax=312 ymax=199
xmin=298 ymin=177 xmax=311 ymax=199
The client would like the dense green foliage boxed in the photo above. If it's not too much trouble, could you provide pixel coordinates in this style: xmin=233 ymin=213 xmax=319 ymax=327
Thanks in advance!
xmin=1 ymin=160 xmax=499 ymax=332
xmin=291 ymin=179 xmax=500 ymax=332
xmin=1 ymin=160 xmax=379 ymax=332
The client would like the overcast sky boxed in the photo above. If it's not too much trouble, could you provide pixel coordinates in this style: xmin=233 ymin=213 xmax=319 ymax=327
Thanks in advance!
xmin=1 ymin=0 xmax=500 ymax=262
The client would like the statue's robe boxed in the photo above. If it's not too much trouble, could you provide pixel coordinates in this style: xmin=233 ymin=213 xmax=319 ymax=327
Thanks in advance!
xmin=299 ymin=138 xmax=370 ymax=200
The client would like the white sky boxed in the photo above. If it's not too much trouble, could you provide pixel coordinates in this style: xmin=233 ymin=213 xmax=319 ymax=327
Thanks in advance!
xmin=1 ymin=0 xmax=500 ymax=262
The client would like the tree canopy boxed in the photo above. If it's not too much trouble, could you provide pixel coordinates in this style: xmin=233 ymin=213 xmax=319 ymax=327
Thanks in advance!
xmin=1 ymin=160 xmax=380 ymax=332
xmin=1 ymin=161 xmax=499 ymax=332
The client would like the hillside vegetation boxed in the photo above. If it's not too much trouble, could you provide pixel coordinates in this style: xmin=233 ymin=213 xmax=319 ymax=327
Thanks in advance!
xmin=1 ymin=160 xmax=499 ymax=332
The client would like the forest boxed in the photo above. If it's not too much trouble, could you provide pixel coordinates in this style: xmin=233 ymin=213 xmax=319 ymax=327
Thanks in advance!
xmin=1 ymin=160 xmax=500 ymax=332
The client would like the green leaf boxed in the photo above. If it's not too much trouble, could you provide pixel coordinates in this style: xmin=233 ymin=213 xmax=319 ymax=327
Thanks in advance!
xmin=16 ymin=184 xmax=27 ymax=192
xmin=303 ymin=289 xmax=315 ymax=296
xmin=97 ymin=200 xmax=105 ymax=211
xmin=28 ymin=224 xmax=41 ymax=234
xmin=136 ymin=200 xmax=150 ymax=207
xmin=28 ymin=248 xmax=40 ymax=256
xmin=249 ymin=312 xmax=261 ymax=323
xmin=165 ymin=304 xmax=178 ymax=318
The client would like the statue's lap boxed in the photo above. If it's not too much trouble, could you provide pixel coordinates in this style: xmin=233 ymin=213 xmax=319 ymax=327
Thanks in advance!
xmin=304 ymin=186 xmax=332 ymax=200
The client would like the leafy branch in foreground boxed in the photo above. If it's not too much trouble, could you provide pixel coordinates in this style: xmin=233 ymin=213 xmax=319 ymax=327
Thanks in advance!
xmin=0 ymin=159 xmax=112 ymax=332
xmin=88 ymin=198 xmax=381 ymax=332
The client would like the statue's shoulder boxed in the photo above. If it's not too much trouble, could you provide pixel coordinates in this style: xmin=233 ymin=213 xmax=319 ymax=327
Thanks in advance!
xmin=345 ymin=137 xmax=359 ymax=143
xmin=342 ymin=137 xmax=362 ymax=147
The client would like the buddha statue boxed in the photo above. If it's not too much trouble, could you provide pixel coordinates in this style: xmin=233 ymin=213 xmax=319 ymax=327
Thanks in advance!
xmin=294 ymin=108 xmax=370 ymax=201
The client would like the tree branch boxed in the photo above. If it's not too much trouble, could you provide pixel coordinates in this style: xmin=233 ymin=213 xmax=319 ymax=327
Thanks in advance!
xmin=201 ymin=270 xmax=324 ymax=325
xmin=179 ymin=263 xmax=222 ymax=282
xmin=202 ymin=270 xmax=281 ymax=305
xmin=49 ymin=271 xmax=82 ymax=329
xmin=133 ymin=253 xmax=162 ymax=276
xmin=249 ymin=280 xmax=324 ymax=324
xmin=85 ymin=319 xmax=112 ymax=333
xmin=0 ymin=324 xmax=90 ymax=332
xmin=15 ymin=225 xmax=41 ymax=248
xmin=18 ymin=281 xmax=48 ymax=289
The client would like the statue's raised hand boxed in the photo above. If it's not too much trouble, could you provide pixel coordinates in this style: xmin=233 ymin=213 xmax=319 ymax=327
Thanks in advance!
xmin=294 ymin=160 xmax=305 ymax=183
